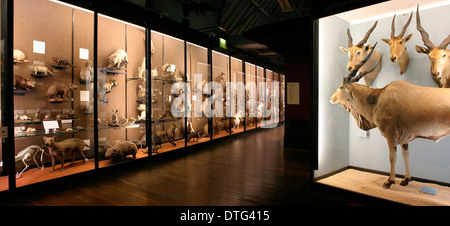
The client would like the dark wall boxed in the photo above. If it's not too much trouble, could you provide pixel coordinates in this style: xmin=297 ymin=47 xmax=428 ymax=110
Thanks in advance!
xmin=244 ymin=17 xmax=313 ymax=149
xmin=283 ymin=51 xmax=312 ymax=149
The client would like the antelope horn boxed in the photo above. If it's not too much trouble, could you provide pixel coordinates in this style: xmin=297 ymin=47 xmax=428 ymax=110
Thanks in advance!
xmin=350 ymin=53 xmax=382 ymax=83
xmin=438 ymin=35 xmax=450 ymax=49
xmin=390 ymin=14 xmax=396 ymax=37
xmin=355 ymin=21 xmax=378 ymax=47
xmin=398 ymin=11 xmax=413 ymax=38
xmin=347 ymin=28 xmax=353 ymax=48
xmin=416 ymin=5 xmax=436 ymax=49
xmin=346 ymin=42 xmax=378 ymax=83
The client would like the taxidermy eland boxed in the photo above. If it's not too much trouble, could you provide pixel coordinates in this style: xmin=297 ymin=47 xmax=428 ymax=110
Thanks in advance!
xmin=340 ymin=21 xmax=382 ymax=87
xmin=381 ymin=12 xmax=413 ymax=75
xmin=331 ymin=43 xmax=450 ymax=189
xmin=415 ymin=5 xmax=450 ymax=87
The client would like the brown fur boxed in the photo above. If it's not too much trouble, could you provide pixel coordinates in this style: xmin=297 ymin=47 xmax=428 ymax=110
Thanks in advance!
xmin=13 ymin=75 xmax=35 ymax=91
xmin=43 ymin=137 xmax=88 ymax=171
xmin=105 ymin=141 xmax=137 ymax=162
xmin=45 ymin=83 xmax=77 ymax=99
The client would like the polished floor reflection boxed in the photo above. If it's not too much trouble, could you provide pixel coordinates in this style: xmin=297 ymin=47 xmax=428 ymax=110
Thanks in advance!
xmin=0 ymin=125 xmax=356 ymax=206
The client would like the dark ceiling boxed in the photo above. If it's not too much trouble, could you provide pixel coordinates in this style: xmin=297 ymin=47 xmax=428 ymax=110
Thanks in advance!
xmin=127 ymin=0 xmax=311 ymax=68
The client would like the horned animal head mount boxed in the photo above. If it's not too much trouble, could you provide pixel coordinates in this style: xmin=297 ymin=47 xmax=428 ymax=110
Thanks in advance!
xmin=331 ymin=43 xmax=378 ymax=105
xmin=381 ymin=12 xmax=413 ymax=74
xmin=415 ymin=5 xmax=450 ymax=87
xmin=340 ymin=21 xmax=378 ymax=72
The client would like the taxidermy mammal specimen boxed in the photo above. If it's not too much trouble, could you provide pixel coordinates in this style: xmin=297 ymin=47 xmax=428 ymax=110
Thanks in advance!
xmin=28 ymin=65 xmax=54 ymax=75
xmin=105 ymin=141 xmax=137 ymax=162
xmin=107 ymin=49 xmax=128 ymax=68
xmin=381 ymin=12 xmax=413 ymax=75
xmin=331 ymin=43 xmax=450 ymax=189
xmin=80 ymin=61 xmax=94 ymax=82
xmin=13 ymin=75 xmax=35 ymax=91
xmin=340 ymin=21 xmax=382 ymax=87
xmin=415 ymin=5 xmax=450 ymax=88
xmin=43 ymin=137 xmax=89 ymax=171
xmin=13 ymin=49 xmax=29 ymax=62
xmin=44 ymin=83 xmax=77 ymax=99
xmin=52 ymin=56 xmax=73 ymax=67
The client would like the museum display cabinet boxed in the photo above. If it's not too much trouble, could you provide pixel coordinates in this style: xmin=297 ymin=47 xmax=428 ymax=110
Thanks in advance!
xmin=0 ymin=0 xmax=285 ymax=193
xmin=245 ymin=62 xmax=257 ymax=131
xmin=313 ymin=0 xmax=450 ymax=205
xmin=187 ymin=41 xmax=210 ymax=147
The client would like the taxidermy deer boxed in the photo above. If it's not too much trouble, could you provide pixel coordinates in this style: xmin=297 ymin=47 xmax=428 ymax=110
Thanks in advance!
xmin=381 ymin=12 xmax=413 ymax=75
xmin=331 ymin=43 xmax=450 ymax=189
xmin=415 ymin=5 xmax=450 ymax=88
xmin=340 ymin=21 xmax=382 ymax=87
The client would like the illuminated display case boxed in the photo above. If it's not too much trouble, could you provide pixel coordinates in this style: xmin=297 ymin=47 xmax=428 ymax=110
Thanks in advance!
xmin=230 ymin=57 xmax=244 ymax=134
xmin=245 ymin=62 xmax=257 ymax=131
xmin=97 ymin=14 xmax=148 ymax=166
xmin=0 ymin=0 xmax=284 ymax=193
xmin=314 ymin=0 xmax=450 ymax=205
xmin=211 ymin=50 xmax=230 ymax=139
xmin=12 ymin=0 xmax=95 ymax=187
xmin=150 ymin=31 xmax=186 ymax=154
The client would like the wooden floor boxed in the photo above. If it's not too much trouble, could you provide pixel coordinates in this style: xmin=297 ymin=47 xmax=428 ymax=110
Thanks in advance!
xmin=0 ymin=125 xmax=358 ymax=206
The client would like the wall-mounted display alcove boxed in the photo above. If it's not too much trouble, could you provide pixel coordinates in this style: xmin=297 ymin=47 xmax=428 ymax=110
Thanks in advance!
xmin=313 ymin=0 xmax=450 ymax=205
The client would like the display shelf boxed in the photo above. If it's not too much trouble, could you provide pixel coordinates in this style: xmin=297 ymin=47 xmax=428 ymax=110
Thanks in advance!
xmin=30 ymin=74 xmax=52 ymax=79
xmin=14 ymin=117 xmax=79 ymax=125
xmin=13 ymin=90 xmax=37 ymax=96
xmin=51 ymin=64 xmax=72 ymax=69
xmin=14 ymin=127 xmax=88 ymax=138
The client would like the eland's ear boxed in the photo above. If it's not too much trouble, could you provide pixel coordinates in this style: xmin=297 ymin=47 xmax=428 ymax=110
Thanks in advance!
xmin=404 ymin=33 xmax=413 ymax=42
xmin=381 ymin=38 xmax=390 ymax=44
xmin=339 ymin=47 xmax=349 ymax=54
xmin=415 ymin=45 xmax=429 ymax=54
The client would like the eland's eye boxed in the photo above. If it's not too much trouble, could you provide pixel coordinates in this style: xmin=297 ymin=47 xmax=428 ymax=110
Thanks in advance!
xmin=339 ymin=87 xmax=344 ymax=89
xmin=399 ymin=41 xmax=403 ymax=44
xmin=444 ymin=54 xmax=447 ymax=58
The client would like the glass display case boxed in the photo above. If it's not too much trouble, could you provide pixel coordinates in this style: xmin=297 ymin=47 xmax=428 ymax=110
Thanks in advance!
xmin=314 ymin=1 xmax=450 ymax=205
xmin=245 ymin=62 xmax=257 ymax=131
xmin=265 ymin=69 xmax=273 ymax=127
xmin=273 ymin=71 xmax=280 ymax=126
xmin=12 ymin=0 xmax=95 ymax=187
xmin=230 ymin=57 xmax=244 ymax=134
xmin=256 ymin=66 xmax=264 ymax=128
xmin=280 ymin=74 xmax=285 ymax=123
xmin=211 ymin=50 xmax=230 ymax=139
xmin=187 ymin=42 xmax=211 ymax=146
xmin=97 ymin=13 xmax=148 ymax=167
xmin=150 ymin=30 xmax=186 ymax=154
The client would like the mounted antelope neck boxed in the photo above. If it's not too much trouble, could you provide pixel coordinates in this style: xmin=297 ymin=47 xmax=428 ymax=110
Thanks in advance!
xmin=381 ymin=12 xmax=413 ymax=75
xmin=340 ymin=21 xmax=382 ymax=87
xmin=415 ymin=5 xmax=450 ymax=88
xmin=331 ymin=43 xmax=450 ymax=189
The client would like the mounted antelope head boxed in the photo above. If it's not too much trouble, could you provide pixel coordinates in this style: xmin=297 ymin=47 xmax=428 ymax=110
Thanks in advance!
xmin=381 ymin=12 xmax=413 ymax=75
xmin=340 ymin=21 xmax=383 ymax=87
xmin=415 ymin=5 xmax=450 ymax=88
